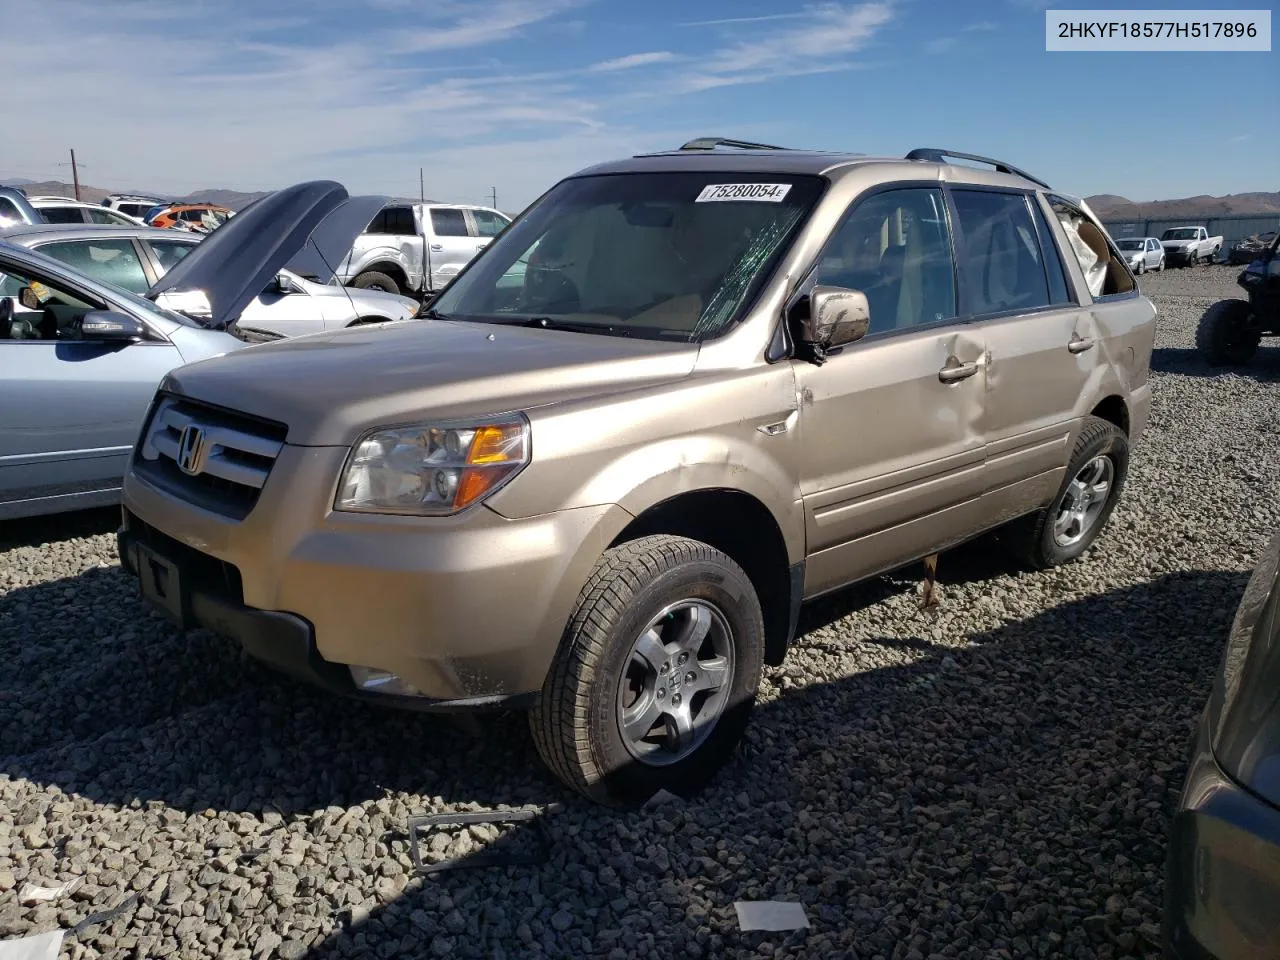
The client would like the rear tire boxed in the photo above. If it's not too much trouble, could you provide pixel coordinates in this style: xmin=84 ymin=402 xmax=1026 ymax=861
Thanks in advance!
xmin=352 ymin=271 xmax=399 ymax=295
xmin=1196 ymin=299 xmax=1259 ymax=366
xmin=529 ymin=535 xmax=765 ymax=807
xmin=1004 ymin=416 xmax=1129 ymax=571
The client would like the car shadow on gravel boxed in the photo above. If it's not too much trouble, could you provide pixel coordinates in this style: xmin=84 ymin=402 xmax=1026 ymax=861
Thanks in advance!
xmin=1151 ymin=345 xmax=1280 ymax=382
xmin=0 ymin=505 xmax=119 ymax=550
xmin=0 ymin=563 xmax=1246 ymax=959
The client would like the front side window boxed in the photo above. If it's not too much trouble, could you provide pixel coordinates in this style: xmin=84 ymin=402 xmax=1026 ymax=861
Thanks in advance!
xmin=430 ymin=208 xmax=469 ymax=237
xmin=431 ymin=172 xmax=825 ymax=341
xmin=0 ymin=261 xmax=100 ymax=340
xmin=35 ymin=239 xmax=151 ymax=295
xmin=815 ymin=187 xmax=957 ymax=335
xmin=951 ymin=189 xmax=1051 ymax=316
xmin=472 ymin=210 xmax=510 ymax=237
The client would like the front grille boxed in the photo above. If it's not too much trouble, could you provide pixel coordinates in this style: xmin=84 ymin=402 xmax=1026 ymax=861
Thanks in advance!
xmin=133 ymin=394 xmax=288 ymax=521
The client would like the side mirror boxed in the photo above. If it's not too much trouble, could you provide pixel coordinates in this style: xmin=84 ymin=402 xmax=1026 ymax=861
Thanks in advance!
xmin=71 ymin=310 xmax=147 ymax=342
xmin=271 ymin=273 xmax=300 ymax=295
xmin=796 ymin=285 xmax=870 ymax=362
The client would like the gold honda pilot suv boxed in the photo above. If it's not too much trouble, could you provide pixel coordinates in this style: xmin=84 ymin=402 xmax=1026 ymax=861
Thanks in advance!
xmin=118 ymin=141 xmax=1156 ymax=806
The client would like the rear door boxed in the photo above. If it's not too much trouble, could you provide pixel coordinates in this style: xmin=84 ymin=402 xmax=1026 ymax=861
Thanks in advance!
xmin=948 ymin=187 xmax=1096 ymax=527
xmin=0 ymin=258 xmax=183 ymax=512
xmin=425 ymin=207 xmax=477 ymax=290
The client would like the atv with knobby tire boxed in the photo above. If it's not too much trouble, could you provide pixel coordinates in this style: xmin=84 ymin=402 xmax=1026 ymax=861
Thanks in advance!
xmin=1195 ymin=232 xmax=1280 ymax=367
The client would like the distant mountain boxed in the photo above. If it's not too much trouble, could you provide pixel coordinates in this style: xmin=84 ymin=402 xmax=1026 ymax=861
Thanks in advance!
xmin=0 ymin=178 xmax=269 ymax=210
xmin=1087 ymin=191 xmax=1280 ymax=221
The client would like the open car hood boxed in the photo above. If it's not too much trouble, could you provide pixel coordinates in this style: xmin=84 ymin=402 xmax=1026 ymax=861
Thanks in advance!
xmin=146 ymin=181 xmax=386 ymax=330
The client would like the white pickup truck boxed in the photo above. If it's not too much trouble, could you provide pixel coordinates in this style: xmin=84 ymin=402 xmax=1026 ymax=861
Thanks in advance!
xmin=1160 ymin=225 xmax=1223 ymax=267
xmin=334 ymin=202 xmax=512 ymax=298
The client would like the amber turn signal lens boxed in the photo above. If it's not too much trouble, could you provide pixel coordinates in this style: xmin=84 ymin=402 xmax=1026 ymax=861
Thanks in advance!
xmin=467 ymin=423 xmax=526 ymax=464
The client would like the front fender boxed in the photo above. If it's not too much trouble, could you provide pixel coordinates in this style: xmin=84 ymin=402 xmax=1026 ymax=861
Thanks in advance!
xmin=485 ymin=366 xmax=806 ymax=564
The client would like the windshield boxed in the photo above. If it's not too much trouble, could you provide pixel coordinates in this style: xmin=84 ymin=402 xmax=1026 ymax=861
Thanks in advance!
xmin=430 ymin=172 xmax=826 ymax=341
xmin=1163 ymin=228 xmax=1199 ymax=240
xmin=1116 ymin=239 xmax=1144 ymax=251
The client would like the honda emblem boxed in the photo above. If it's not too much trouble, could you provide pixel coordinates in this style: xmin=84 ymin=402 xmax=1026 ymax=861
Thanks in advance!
xmin=176 ymin=424 xmax=208 ymax=476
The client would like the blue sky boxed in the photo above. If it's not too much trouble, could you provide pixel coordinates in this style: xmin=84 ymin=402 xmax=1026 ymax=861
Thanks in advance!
xmin=4 ymin=0 xmax=1274 ymax=209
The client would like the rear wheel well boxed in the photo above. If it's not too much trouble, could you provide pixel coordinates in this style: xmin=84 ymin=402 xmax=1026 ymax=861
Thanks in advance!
xmin=353 ymin=262 xmax=407 ymax=287
xmin=1090 ymin=395 xmax=1129 ymax=436
xmin=611 ymin=490 xmax=794 ymax=666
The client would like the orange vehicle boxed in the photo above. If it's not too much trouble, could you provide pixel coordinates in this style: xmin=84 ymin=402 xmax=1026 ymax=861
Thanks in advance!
xmin=146 ymin=203 xmax=233 ymax=234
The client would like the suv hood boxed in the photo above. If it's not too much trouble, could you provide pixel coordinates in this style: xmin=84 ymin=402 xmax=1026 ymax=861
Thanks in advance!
xmin=147 ymin=181 xmax=386 ymax=330
xmin=162 ymin=319 xmax=699 ymax=445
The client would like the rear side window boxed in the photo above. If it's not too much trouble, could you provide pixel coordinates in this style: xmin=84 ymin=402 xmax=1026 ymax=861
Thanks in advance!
xmin=1027 ymin=199 xmax=1073 ymax=305
xmin=430 ymin=208 xmax=469 ymax=237
xmin=950 ymin=190 xmax=1051 ymax=316
xmin=37 ymin=238 xmax=151 ymax=295
xmin=366 ymin=206 xmax=415 ymax=235
xmin=1048 ymin=195 xmax=1136 ymax=299
xmin=39 ymin=206 xmax=87 ymax=224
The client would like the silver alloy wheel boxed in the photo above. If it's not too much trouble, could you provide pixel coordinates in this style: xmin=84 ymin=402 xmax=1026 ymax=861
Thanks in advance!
xmin=615 ymin=599 xmax=735 ymax=767
xmin=1054 ymin=455 xmax=1115 ymax=547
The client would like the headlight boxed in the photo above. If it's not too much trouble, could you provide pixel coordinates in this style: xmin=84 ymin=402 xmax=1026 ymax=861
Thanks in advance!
xmin=335 ymin=415 xmax=530 ymax=515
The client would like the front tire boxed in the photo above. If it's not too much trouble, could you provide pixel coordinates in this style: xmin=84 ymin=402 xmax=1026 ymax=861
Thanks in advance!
xmin=1196 ymin=299 xmax=1259 ymax=366
xmin=1005 ymin=416 xmax=1129 ymax=571
xmin=529 ymin=535 xmax=765 ymax=807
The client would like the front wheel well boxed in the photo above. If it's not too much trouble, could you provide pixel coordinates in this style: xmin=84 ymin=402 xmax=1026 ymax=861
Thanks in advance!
xmin=1090 ymin=395 xmax=1129 ymax=436
xmin=610 ymin=490 xmax=795 ymax=667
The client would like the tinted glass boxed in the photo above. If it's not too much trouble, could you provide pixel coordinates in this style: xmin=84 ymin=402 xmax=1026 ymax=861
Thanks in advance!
xmin=430 ymin=208 xmax=469 ymax=237
xmin=86 ymin=208 xmax=130 ymax=225
xmin=472 ymin=210 xmax=510 ymax=237
xmin=37 ymin=238 xmax=151 ymax=295
xmin=952 ymin=190 xmax=1051 ymax=315
xmin=1027 ymin=198 xmax=1073 ymax=305
xmin=816 ymin=187 xmax=957 ymax=334
xmin=150 ymin=240 xmax=197 ymax=273
xmin=38 ymin=206 xmax=86 ymax=224
xmin=433 ymin=172 xmax=825 ymax=341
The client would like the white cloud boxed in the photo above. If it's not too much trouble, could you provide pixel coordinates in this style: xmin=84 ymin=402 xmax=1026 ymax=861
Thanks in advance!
xmin=589 ymin=51 xmax=677 ymax=72
xmin=0 ymin=0 xmax=896 ymax=209
xmin=964 ymin=20 xmax=1000 ymax=31
xmin=925 ymin=36 xmax=957 ymax=53
xmin=674 ymin=2 xmax=895 ymax=92
xmin=394 ymin=0 xmax=588 ymax=53
xmin=680 ymin=13 xmax=811 ymax=27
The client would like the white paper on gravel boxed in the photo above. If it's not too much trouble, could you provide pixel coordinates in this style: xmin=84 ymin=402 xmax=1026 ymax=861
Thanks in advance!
xmin=734 ymin=900 xmax=810 ymax=931
xmin=0 ymin=930 xmax=64 ymax=960
xmin=17 ymin=876 xmax=83 ymax=906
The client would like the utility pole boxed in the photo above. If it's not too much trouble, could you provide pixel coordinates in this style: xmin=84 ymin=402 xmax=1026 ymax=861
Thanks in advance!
xmin=70 ymin=149 xmax=81 ymax=201
xmin=489 ymin=186 xmax=497 ymax=209
xmin=420 ymin=168 xmax=425 ymax=203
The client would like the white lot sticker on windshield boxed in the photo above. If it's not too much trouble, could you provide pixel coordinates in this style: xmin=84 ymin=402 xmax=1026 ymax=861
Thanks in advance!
xmin=695 ymin=183 xmax=792 ymax=203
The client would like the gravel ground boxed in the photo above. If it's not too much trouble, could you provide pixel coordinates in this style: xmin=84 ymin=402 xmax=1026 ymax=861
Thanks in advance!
xmin=2 ymin=264 xmax=1277 ymax=960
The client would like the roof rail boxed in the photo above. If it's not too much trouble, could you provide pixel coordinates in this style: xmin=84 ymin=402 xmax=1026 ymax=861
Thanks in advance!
xmin=679 ymin=137 xmax=789 ymax=152
xmin=905 ymin=148 xmax=1051 ymax=190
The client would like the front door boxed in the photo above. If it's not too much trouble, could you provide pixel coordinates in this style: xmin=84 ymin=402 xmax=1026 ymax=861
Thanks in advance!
xmin=425 ymin=207 xmax=481 ymax=290
xmin=794 ymin=185 xmax=988 ymax=596
xmin=0 ymin=262 xmax=183 ymax=513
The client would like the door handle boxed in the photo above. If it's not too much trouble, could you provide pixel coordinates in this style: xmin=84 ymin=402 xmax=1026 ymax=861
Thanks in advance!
xmin=1068 ymin=335 xmax=1096 ymax=354
xmin=938 ymin=359 xmax=980 ymax=383
xmin=430 ymin=243 xmax=443 ymax=251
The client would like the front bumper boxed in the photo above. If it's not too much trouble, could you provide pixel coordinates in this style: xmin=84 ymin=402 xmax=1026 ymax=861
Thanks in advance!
xmin=1166 ymin=247 xmax=1197 ymax=264
xmin=119 ymin=445 xmax=633 ymax=704
xmin=1164 ymin=712 xmax=1280 ymax=960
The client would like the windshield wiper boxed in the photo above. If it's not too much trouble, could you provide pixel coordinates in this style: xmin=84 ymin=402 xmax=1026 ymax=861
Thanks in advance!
xmin=516 ymin=316 xmax=633 ymax=337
